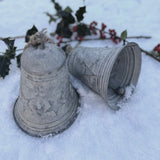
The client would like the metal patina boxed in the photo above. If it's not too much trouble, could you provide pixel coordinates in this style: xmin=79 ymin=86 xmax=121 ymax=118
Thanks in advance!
xmin=68 ymin=42 xmax=141 ymax=110
xmin=13 ymin=43 xmax=79 ymax=137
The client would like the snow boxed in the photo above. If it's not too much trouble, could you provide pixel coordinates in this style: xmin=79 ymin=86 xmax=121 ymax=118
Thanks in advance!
xmin=0 ymin=0 xmax=160 ymax=159
xmin=116 ymin=85 xmax=135 ymax=108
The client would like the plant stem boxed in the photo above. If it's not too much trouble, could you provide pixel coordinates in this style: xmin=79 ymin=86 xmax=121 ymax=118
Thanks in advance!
xmin=127 ymin=36 xmax=151 ymax=39
xmin=16 ymin=48 xmax=24 ymax=52
xmin=141 ymin=48 xmax=160 ymax=62
xmin=61 ymin=37 xmax=109 ymax=43
xmin=61 ymin=35 xmax=151 ymax=44
xmin=0 ymin=33 xmax=151 ymax=41
xmin=0 ymin=35 xmax=25 ymax=40
xmin=94 ymin=27 xmax=151 ymax=39
xmin=0 ymin=48 xmax=23 ymax=54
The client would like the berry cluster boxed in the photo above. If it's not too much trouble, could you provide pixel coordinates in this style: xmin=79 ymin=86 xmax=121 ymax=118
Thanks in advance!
xmin=154 ymin=44 xmax=160 ymax=53
xmin=56 ymin=36 xmax=63 ymax=46
xmin=109 ymin=29 xmax=121 ymax=44
xmin=55 ymin=20 xmax=122 ymax=46
xmin=89 ymin=21 xmax=121 ymax=43
xmin=73 ymin=25 xmax=77 ymax=33
xmin=99 ymin=23 xmax=106 ymax=39
xmin=89 ymin=21 xmax=98 ymax=35
xmin=75 ymin=36 xmax=84 ymax=41
xmin=72 ymin=25 xmax=84 ymax=41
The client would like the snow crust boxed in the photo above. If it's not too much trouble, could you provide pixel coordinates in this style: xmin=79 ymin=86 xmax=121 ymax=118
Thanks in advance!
xmin=0 ymin=0 xmax=160 ymax=159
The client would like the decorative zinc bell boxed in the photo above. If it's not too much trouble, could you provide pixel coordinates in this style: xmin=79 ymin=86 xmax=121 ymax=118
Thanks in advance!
xmin=13 ymin=32 xmax=79 ymax=137
xmin=68 ymin=42 xmax=141 ymax=110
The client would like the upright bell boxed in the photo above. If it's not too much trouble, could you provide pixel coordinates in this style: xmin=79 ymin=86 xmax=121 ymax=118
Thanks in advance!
xmin=67 ymin=42 xmax=141 ymax=110
xmin=13 ymin=40 xmax=79 ymax=137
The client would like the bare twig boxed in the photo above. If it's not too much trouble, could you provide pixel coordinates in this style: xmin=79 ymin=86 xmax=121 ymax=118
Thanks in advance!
xmin=74 ymin=41 xmax=81 ymax=49
xmin=94 ymin=27 xmax=151 ymax=40
xmin=0 ymin=35 xmax=25 ymax=40
xmin=16 ymin=48 xmax=24 ymax=52
xmin=61 ymin=37 xmax=109 ymax=44
xmin=0 ymin=48 xmax=23 ymax=54
xmin=127 ymin=36 xmax=151 ymax=39
xmin=141 ymin=48 xmax=160 ymax=62
xmin=0 ymin=32 xmax=151 ymax=42
xmin=61 ymin=36 xmax=151 ymax=44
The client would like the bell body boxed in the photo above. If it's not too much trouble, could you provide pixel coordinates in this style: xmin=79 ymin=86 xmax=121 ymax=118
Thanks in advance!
xmin=68 ymin=42 xmax=141 ymax=110
xmin=14 ymin=43 xmax=79 ymax=137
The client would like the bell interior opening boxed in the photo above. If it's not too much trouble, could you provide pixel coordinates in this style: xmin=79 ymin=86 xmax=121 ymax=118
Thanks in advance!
xmin=107 ymin=46 xmax=135 ymax=109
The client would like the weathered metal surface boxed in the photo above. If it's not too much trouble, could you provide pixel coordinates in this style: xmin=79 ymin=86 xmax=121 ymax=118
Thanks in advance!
xmin=67 ymin=42 xmax=141 ymax=110
xmin=13 ymin=43 xmax=79 ymax=137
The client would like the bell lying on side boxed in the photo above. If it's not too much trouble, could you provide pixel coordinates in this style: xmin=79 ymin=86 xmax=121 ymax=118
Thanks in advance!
xmin=67 ymin=42 xmax=141 ymax=110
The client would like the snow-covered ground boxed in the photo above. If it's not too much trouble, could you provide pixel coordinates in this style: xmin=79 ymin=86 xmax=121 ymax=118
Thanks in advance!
xmin=0 ymin=0 xmax=160 ymax=160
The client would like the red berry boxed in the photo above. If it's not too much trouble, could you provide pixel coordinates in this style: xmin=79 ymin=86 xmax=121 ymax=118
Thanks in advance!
xmin=89 ymin=21 xmax=98 ymax=35
xmin=154 ymin=44 xmax=160 ymax=53
xmin=110 ymin=37 xmax=118 ymax=44
xmin=89 ymin=25 xmax=93 ymax=30
xmin=102 ymin=35 xmax=106 ymax=39
xmin=154 ymin=47 xmax=157 ymax=51
xmin=114 ymin=40 xmax=118 ymax=44
xmin=79 ymin=36 xmax=84 ymax=41
xmin=75 ymin=36 xmax=78 ymax=40
xmin=92 ymin=21 xmax=98 ymax=25
xmin=109 ymin=29 xmax=117 ymax=36
xmin=73 ymin=26 xmax=77 ymax=32
xmin=56 ymin=36 xmax=60 ymax=40
xmin=101 ymin=23 xmax=107 ymax=30
xmin=99 ymin=30 xmax=106 ymax=39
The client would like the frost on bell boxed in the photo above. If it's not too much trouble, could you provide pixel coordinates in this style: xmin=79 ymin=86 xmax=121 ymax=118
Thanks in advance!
xmin=68 ymin=42 xmax=141 ymax=110
xmin=13 ymin=32 xmax=79 ymax=137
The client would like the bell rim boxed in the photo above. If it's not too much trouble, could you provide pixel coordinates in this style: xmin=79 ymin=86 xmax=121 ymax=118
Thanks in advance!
xmin=100 ymin=42 xmax=141 ymax=110
xmin=13 ymin=92 xmax=80 ymax=137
